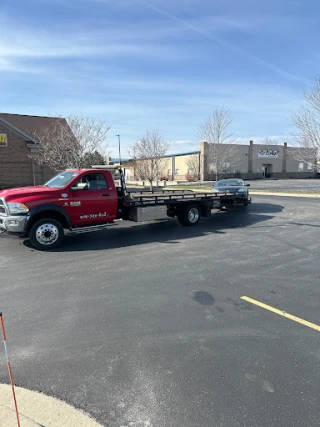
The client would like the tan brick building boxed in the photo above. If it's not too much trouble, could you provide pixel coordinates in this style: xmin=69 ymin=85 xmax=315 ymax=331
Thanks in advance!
xmin=200 ymin=141 xmax=317 ymax=180
xmin=126 ymin=140 xmax=317 ymax=183
xmin=0 ymin=113 xmax=68 ymax=189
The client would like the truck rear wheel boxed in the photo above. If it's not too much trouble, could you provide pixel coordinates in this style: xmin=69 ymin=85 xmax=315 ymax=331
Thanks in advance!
xmin=29 ymin=218 xmax=64 ymax=251
xmin=178 ymin=204 xmax=201 ymax=226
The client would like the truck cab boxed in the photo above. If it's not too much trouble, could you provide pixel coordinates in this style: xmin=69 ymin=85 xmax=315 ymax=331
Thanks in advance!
xmin=0 ymin=169 xmax=119 ymax=250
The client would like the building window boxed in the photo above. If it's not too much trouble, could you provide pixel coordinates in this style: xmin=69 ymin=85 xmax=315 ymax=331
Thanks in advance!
xmin=175 ymin=169 xmax=179 ymax=174
xmin=188 ymin=168 xmax=195 ymax=174
xmin=222 ymin=162 xmax=231 ymax=172
xmin=208 ymin=162 xmax=216 ymax=172
xmin=307 ymin=162 xmax=314 ymax=171
xmin=168 ymin=169 xmax=171 ymax=175
xmin=298 ymin=162 xmax=304 ymax=172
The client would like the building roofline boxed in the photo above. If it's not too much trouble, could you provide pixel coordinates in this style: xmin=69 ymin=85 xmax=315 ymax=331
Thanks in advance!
xmin=0 ymin=112 xmax=62 ymax=120
xmin=0 ymin=116 xmax=37 ymax=144
xmin=125 ymin=150 xmax=200 ymax=162
xmin=164 ymin=150 xmax=200 ymax=158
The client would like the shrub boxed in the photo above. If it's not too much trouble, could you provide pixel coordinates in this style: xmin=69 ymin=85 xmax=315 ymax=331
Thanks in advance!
xmin=185 ymin=173 xmax=199 ymax=182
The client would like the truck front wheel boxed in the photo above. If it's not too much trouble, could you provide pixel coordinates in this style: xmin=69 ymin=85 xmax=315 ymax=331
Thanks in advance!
xmin=178 ymin=204 xmax=201 ymax=226
xmin=29 ymin=218 xmax=64 ymax=250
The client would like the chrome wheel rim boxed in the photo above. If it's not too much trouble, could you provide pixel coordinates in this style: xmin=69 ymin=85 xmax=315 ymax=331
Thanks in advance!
xmin=36 ymin=223 xmax=59 ymax=245
xmin=188 ymin=208 xmax=200 ymax=223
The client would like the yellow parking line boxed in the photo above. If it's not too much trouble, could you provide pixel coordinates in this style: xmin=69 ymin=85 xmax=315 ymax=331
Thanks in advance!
xmin=241 ymin=296 xmax=320 ymax=332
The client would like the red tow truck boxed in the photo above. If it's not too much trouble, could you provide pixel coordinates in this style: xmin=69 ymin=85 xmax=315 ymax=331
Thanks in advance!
xmin=0 ymin=167 xmax=245 ymax=250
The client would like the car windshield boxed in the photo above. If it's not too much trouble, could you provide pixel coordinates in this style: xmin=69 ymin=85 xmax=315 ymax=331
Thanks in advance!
xmin=44 ymin=172 xmax=80 ymax=188
xmin=216 ymin=179 xmax=244 ymax=187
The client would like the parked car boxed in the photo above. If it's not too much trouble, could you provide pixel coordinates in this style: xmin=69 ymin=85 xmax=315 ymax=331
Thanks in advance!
xmin=212 ymin=179 xmax=251 ymax=205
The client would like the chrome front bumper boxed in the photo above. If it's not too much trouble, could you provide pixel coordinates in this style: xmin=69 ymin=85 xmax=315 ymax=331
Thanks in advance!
xmin=0 ymin=215 xmax=28 ymax=233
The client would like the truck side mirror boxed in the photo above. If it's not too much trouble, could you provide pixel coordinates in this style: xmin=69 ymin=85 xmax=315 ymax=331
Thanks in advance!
xmin=71 ymin=183 xmax=88 ymax=191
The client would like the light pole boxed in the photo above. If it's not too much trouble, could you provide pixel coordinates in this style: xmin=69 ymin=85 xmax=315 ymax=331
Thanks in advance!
xmin=116 ymin=134 xmax=121 ymax=166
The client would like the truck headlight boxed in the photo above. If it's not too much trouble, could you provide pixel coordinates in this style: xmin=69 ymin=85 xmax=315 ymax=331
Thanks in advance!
xmin=7 ymin=203 xmax=29 ymax=214
xmin=237 ymin=188 xmax=247 ymax=194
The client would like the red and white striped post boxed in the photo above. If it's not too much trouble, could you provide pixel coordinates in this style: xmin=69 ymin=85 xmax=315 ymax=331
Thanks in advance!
xmin=0 ymin=312 xmax=21 ymax=427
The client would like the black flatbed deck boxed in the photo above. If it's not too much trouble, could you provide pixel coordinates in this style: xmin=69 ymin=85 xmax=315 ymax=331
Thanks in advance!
xmin=124 ymin=190 xmax=234 ymax=207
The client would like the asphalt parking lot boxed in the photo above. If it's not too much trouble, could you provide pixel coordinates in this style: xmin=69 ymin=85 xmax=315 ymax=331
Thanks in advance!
xmin=1 ymin=195 xmax=320 ymax=427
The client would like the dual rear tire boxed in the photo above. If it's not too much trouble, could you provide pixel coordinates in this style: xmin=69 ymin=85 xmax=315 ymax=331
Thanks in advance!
xmin=177 ymin=204 xmax=201 ymax=226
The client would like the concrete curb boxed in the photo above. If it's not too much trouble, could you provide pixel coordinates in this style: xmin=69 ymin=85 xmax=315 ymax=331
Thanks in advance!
xmin=0 ymin=384 xmax=102 ymax=427
xmin=250 ymin=191 xmax=320 ymax=198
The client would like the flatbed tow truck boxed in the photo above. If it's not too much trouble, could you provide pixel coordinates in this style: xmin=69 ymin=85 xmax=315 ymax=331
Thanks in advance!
xmin=0 ymin=166 xmax=247 ymax=250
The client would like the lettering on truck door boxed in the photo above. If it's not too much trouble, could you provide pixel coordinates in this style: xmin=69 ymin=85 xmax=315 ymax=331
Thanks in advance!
xmin=67 ymin=172 xmax=117 ymax=226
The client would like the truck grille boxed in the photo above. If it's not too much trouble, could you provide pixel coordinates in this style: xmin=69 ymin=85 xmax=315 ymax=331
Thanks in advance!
xmin=0 ymin=199 xmax=8 ymax=215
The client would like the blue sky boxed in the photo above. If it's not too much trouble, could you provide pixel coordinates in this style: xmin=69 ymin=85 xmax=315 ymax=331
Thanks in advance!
xmin=1 ymin=0 xmax=319 ymax=156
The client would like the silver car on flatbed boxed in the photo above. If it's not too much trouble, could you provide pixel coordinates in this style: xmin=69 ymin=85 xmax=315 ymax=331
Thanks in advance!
xmin=212 ymin=179 xmax=251 ymax=206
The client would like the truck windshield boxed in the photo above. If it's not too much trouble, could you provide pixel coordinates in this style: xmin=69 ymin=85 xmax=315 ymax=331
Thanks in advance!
xmin=44 ymin=172 xmax=80 ymax=188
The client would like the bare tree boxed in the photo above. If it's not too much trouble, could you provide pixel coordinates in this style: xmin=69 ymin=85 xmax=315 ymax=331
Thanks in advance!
xmin=200 ymin=107 xmax=237 ymax=181
xmin=130 ymin=130 xmax=169 ymax=190
xmin=31 ymin=115 xmax=110 ymax=171
xmin=263 ymin=137 xmax=278 ymax=145
xmin=186 ymin=154 xmax=200 ymax=181
xmin=290 ymin=77 xmax=320 ymax=170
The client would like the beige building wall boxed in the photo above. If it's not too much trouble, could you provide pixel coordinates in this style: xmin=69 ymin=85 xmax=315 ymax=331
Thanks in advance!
xmin=250 ymin=144 xmax=315 ymax=178
xmin=126 ymin=153 xmax=200 ymax=182
xmin=251 ymin=144 xmax=284 ymax=174
xmin=174 ymin=153 xmax=199 ymax=180
xmin=286 ymin=147 xmax=316 ymax=174
xmin=125 ymin=142 xmax=317 ymax=183
xmin=161 ymin=157 xmax=172 ymax=179
xmin=230 ymin=145 xmax=249 ymax=174
xmin=201 ymin=142 xmax=249 ymax=179
xmin=201 ymin=141 xmax=317 ymax=180
xmin=123 ymin=157 xmax=172 ymax=181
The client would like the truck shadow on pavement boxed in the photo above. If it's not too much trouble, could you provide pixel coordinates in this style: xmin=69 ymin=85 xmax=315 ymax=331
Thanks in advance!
xmin=38 ymin=202 xmax=284 ymax=253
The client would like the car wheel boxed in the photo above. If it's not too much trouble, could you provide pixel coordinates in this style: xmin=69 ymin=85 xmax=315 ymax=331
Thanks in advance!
xmin=29 ymin=218 xmax=64 ymax=250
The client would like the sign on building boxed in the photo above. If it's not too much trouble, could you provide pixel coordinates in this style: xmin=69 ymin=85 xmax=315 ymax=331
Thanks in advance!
xmin=258 ymin=149 xmax=279 ymax=158
xmin=0 ymin=134 xmax=8 ymax=147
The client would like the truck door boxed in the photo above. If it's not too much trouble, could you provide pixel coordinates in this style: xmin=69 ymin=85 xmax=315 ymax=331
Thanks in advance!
xmin=68 ymin=172 xmax=118 ymax=226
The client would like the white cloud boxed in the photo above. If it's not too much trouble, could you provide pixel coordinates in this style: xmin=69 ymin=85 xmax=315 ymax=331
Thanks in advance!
xmin=168 ymin=140 xmax=199 ymax=153
xmin=0 ymin=15 xmax=189 ymax=62
xmin=0 ymin=37 xmax=183 ymax=60
xmin=0 ymin=58 xmax=44 ymax=74
xmin=0 ymin=3 xmax=311 ymax=85
xmin=0 ymin=4 xmax=305 ymax=153
xmin=171 ymin=139 xmax=194 ymax=145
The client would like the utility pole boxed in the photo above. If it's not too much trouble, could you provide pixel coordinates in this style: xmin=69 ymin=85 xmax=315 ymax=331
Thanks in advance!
xmin=116 ymin=134 xmax=121 ymax=166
